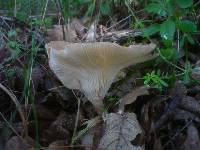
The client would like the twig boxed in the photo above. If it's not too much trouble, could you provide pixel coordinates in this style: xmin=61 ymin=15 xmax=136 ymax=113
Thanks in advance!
xmin=99 ymin=29 xmax=142 ymax=42
xmin=177 ymin=29 xmax=180 ymax=52
xmin=106 ymin=15 xmax=132 ymax=31
xmin=0 ymin=83 xmax=28 ymax=138
xmin=54 ymin=0 xmax=66 ymax=41
xmin=71 ymin=90 xmax=81 ymax=147
xmin=0 ymin=112 xmax=21 ymax=138
xmin=41 ymin=0 xmax=49 ymax=22
xmin=14 ymin=0 xmax=17 ymax=17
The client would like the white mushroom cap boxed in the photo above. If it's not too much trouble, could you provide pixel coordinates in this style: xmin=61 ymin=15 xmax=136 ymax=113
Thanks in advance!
xmin=45 ymin=41 xmax=156 ymax=109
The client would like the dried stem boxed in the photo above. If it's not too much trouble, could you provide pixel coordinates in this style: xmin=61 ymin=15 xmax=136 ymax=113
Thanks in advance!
xmin=0 ymin=83 xmax=28 ymax=138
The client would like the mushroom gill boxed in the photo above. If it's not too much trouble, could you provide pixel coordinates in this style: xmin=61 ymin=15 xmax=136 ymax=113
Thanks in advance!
xmin=45 ymin=41 xmax=157 ymax=111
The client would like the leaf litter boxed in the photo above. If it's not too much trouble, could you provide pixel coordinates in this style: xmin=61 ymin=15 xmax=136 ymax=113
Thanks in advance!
xmin=0 ymin=13 xmax=200 ymax=150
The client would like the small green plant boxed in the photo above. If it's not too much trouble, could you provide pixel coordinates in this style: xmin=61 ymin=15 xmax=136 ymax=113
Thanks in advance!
xmin=143 ymin=0 xmax=197 ymax=60
xmin=6 ymin=41 xmax=22 ymax=59
xmin=142 ymin=0 xmax=198 ymax=87
xmin=143 ymin=70 xmax=168 ymax=90
xmin=29 ymin=17 xmax=53 ymax=28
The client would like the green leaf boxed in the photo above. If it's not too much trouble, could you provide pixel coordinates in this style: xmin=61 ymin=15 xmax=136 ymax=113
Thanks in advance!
xmin=6 ymin=68 xmax=16 ymax=78
xmin=183 ymin=62 xmax=192 ymax=84
xmin=160 ymin=48 xmax=175 ymax=60
xmin=16 ymin=11 xmax=27 ymax=21
xmin=176 ymin=0 xmax=193 ymax=8
xmin=162 ymin=39 xmax=173 ymax=47
xmin=145 ymin=3 xmax=166 ymax=16
xmin=160 ymin=19 xmax=175 ymax=40
xmin=78 ymin=0 xmax=91 ymax=4
xmin=6 ymin=41 xmax=21 ymax=59
xmin=100 ymin=2 xmax=111 ymax=15
xmin=85 ymin=3 xmax=95 ymax=17
xmin=176 ymin=20 xmax=197 ymax=32
xmin=185 ymin=34 xmax=195 ymax=44
xmin=8 ymin=29 xmax=17 ymax=37
xmin=165 ymin=0 xmax=174 ymax=16
xmin=143 ymin=24 xmax=160 ymax=37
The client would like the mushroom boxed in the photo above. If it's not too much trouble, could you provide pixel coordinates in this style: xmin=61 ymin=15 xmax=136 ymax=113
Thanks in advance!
xmin=45 ymin=41 xmax=156 ymax=112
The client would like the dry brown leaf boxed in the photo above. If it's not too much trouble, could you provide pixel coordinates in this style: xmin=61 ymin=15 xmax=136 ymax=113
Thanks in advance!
xmin=70 ymin=18 xmax=87 ymax=38
xmin=46 ymin=25 xmax=65 ymax=41
xmin=181 ymin=124 xmax=200 ymax=150
xmin=169 ymin=80 xmax=187 ymax=97
xmin=180 ymin=96 xmax=200 ymax=115
xmin=174 ymin=109 xmax=200 ymax=123
xmin=46 ymin=25 xmax=77 ymax=42
xmin=153 ymin=138 xmax=163 ymax=150
xmin=5 ymin=136 xmax=35 ymax=150
xmin=81 ymin=124 xmax=103 ymax=150
xmin=98 ymin=113 xmax=143 ymax=150
xmin=48 ymin=140 xmax=68 ymax=150
xmin=122 ymin=86 xmax=150 ymax=105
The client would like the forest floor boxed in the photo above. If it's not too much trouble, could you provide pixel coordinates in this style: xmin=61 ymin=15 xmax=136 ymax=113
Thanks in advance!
xmin=0 ymin=3 xmax=200 ymax=150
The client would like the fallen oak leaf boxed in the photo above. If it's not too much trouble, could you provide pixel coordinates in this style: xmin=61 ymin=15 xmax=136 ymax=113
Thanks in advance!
xmin=98 ymin=112 xmax=143 ymax=150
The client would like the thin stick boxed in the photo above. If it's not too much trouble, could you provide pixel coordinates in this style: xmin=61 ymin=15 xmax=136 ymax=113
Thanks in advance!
xmin=0 ymin=112 xmax=21 ymax=138
xmin=0 ymin=83 xmax=28 ymax=138
xmin=14 ymin=0 xmax=17 ymax=17
xmin=71 ymin=90 xmax=81 ymax=147
xmin=41 ymin=0 xmax=49 ymax=22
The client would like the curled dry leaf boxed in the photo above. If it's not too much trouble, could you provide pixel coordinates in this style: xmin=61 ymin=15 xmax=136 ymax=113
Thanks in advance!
xmin=45 ymin=41 xmax=156 ymax=111
xmin=98 ymin=113 xmax=143 ymax=150
xmin=122 ymin=86 xmax=150 ymax=105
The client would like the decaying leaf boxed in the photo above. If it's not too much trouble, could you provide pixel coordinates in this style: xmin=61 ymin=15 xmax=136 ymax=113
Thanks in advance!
xmin=98 ymin=113 xmax=143 ymax=150
xmin=174 ymin=108 xmax=200 ymax=123
xmin=5 ymin=136 xmax=35 ymax=150
xmin=180 ymin=96 xmax=200 ymax=115
xmin=70 ymin=18 xmax=87 ymax=38
xmin=122 ymin=86 xmax=150 ymax=105
xmin=153 ymin=138 xmax=163 ymax=150
xmin=48 ymin=140 xmax=68 ymax=150
xmin=46 ymin=25 xmax=77 ymax=42
xmin=181 ymin=124 xmax=200 ymax=150
xmin=81 ymin=124 xmax=103 ymax=150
